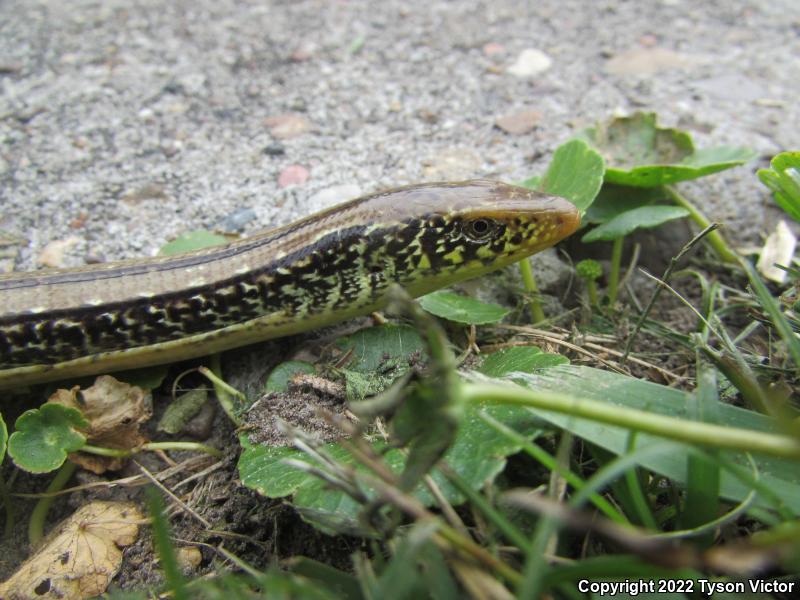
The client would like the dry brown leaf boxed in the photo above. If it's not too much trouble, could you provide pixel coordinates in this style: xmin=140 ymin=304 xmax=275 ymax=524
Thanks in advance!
xmin=49 ymin=375 xmax=153 ymax=473
xmin=0 ymin=501 xmax=143 ymax=600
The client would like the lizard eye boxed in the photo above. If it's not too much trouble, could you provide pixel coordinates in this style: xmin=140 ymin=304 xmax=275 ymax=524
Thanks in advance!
xmin=463 ymin=218 xmax=496 ymax=241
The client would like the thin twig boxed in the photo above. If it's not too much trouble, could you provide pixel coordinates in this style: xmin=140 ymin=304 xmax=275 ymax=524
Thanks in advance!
xmin=136 ymin=461 xmax=211 ymax=529
xmin=487 ymin=330 xmax=629 ymax=375
xmin=13 ymin=455 xmax=216 ymax=498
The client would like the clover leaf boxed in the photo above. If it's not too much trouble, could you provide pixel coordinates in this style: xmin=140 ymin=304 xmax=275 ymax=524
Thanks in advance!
xmin=8 ymin=404 xmax=88 ymax=473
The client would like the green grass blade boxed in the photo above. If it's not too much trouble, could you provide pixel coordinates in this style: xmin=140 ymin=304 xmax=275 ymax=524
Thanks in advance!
xmin=740 ymin=258 xmax=800 ymax=371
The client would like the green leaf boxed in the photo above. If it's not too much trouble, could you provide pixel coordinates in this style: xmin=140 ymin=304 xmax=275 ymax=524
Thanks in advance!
xmin=758 ymin=151 xmax=800 ymax=222
xmin=341 ymin=369 xmax=400 ymax=403
xmin=390 ymin=380 xmax=463 ymax=493
xmin=681 ymin=364 xmax=720 ymax=543
xmin=418 ymin=290 xmax=510 ymax=325
xmin=8 ymin=404 xmax=87 ymax=473
xmin=0 ymin=413 xmax=7 ymax=464
xmin=238 ymin=341 xmax=572 ymax=535
xmin=479 ymin=346 xmax=568 ymax=377
xmin=159 ymin=229 xmax=229 ymax=256
xmin=741 ymin=259 xmax=800 ymax=370
xmin=537 ymin=139 xmax=605 ymax=212
xmin=333 ymin=325 xmax=428 ymax=404
xmin=264 ymin=360 xmax=316 ymax=393
xmin=506 ymin=365 xmax=800 ymax=512
xmin=580 ymin=112 xmax=756 ymax=188
xmin=365 ymin=521 xmax=454 ymax=600
xmin=145 ymin=488 xmax=187 ymax=598
xmin=287 ymin=557 xmax=362 ymax=600
xmin=157 ymin=389 xmax=208 ymax=434
xmin=238 ymin=400 xmax=545 ymax=534
xmin=583 ymin=184 xmax=667 ymax=225
xmin=581 ymin=205 xmax=689 ymax=242
xmin=335 ymin=324 xmax=426 ymax=373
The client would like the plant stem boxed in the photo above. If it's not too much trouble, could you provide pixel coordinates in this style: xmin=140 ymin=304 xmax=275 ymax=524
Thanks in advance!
xmin=29 ymin=461 xmax=77 ymax=546
xmin=462 ymin=382 xmax=800 ymax=461
xmin=587 ymin=280 xmax=598 ymax=306
xmin=607 ymin=237 xmax=623 ymax=305
xmin=664 ymin=185 xmax=738 ymax=263
xmin=518 ymin=259 xmax=546 ymax=323
xmin=144 ymin=441 xmax=224 ymax=458
xmin=200 ymin=362 xmax=245 ymax=426
xmin=81 ymin=441 xmax=223 ymax=459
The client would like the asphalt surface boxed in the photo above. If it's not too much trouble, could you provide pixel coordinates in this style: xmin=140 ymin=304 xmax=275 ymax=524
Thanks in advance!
xmin=1 ymin=0 xmax=798 ymax=269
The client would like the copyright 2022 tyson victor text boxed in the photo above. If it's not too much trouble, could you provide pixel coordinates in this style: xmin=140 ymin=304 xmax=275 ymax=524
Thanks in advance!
xmin=578 ymin=578 xmax=795 ymax=596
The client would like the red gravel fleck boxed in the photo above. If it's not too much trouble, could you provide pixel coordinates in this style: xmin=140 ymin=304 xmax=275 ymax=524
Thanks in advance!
xmin=278 ymin=164 xmax=310 ymax=187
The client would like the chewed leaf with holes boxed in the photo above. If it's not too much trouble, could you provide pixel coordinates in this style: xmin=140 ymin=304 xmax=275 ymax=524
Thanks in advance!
xmin=579 ymin=112 xmax=756 ymax=187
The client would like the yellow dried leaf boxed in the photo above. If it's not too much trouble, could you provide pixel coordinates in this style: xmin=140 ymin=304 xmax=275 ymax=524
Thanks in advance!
xmin=0 ymin=501 xmax=143 ymax=599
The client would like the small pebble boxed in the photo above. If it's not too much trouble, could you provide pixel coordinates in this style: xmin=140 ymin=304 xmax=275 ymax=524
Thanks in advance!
xmin=265 ymin=113 xmax=311 ymax=139
xmin=482 ymin=42 xmax=505 ymax=57
xmin=495 ymin=109 xmax=543 ymax=135
xmin=161 ymin=140 xmax=183 ymax=157
xmin=422 ymin=149 xmax=481 ymax=180
xmin=176 ymin=72 xmax=207 ymax=95
xmin=604 ymin=48 xmax=702 ymax=75
xmin=69 ymin=213 xmax=88 ymax=229
xmin=639 ymin=34 xmax=658 ymax=47
xmin=262 ymin=142 xmax=286 ymax=156
xmin=506 ymin=48 xmax=552 ymax=78
xmin=278 ymin=164 xmax=310 ymax=187
xmin=120 ymin=183 xmax=168 ymax=204
xmin=176 ymin=546 xmax=203 ymax=573
xmin=38 ymin=236 xmax=81 ymax=268
xmin=217 ymin=207 xmax=257 ymax=232
xmin=692 ymin=73 xmax=766 ymax=102
xmin=307 ymin=184 xmax=362 ymax=211
xmin=290 ymin=41 xmax=317 ymax=62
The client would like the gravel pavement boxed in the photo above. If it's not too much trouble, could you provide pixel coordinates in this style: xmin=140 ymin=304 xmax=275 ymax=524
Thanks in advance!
xmin=1 ymin=0 xmax=799 ymax=586
xmin=1 ymin=0 xmax=798 ymax=270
